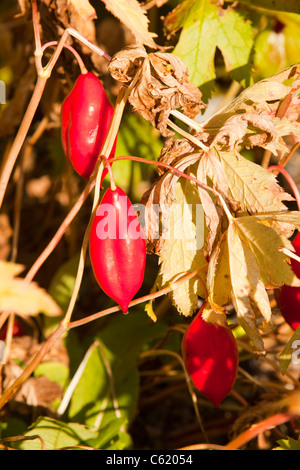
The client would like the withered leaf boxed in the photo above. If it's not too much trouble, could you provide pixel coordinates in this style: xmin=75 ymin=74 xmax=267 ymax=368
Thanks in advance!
xmin=109 ymin=46 xmax=205 ymax=136
xmin=211 ymin=112 xmax=288 ymax=155
xmin=227 ymin=222 xmax=269 ymax=352
xmin=203 ymin=63 xmax=300 ymax=133
xmin=141 ymin=150 xmax=201 ymax=252
xmin=207 ymin=232 xmax=231 ymax=312
xmin=207 ymin=210 xmax=300 ymax=351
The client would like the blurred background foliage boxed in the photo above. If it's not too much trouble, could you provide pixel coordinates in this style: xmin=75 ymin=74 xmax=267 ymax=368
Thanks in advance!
xmin=0 ymin=0 xmax=300 ymax=451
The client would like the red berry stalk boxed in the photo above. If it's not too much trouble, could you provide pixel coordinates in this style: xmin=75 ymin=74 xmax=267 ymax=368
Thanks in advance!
xmin=61 ymin=72 xmax=117 ymax=180
xmin=182 ymin=304 xmax=239 ymax=407
xmin=89 ymin=186 xmax=147 ymax=313
xmin=276 ymin=232 xmax=300 ymax=331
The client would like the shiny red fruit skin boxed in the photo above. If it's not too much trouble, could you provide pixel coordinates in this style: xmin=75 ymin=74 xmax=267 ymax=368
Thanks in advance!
xmin=276 ymin=232 xmax=300 ymax=331
xmin=61 ymin=72 xmax=116 ymax=180
xmin=182 ymin=305 xmax=239 ymax=407
xmin=89 ymin=187 xmax=147 ymax=313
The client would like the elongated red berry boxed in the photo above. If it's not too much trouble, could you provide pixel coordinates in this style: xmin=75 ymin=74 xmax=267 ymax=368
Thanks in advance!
xmin=89 ymin=186 xmax=146 ymax=313
xmin=61 ymin=72 xmax=117 ymax=179
xmin=182 ymin=304 xmax=239 ymax=407
xmin=276 ymin=232 xmax=300 ymax=331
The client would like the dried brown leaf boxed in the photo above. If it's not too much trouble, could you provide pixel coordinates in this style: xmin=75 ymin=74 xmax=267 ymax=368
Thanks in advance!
xmin=109 ymin=46 xmax=205 ymax=136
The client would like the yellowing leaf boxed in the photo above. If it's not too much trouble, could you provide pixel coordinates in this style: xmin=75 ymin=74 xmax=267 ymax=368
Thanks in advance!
xmin=207 ymin=232 xmax=231 ymax=311
xmin=204 ymin=64 xmax=297 ymax=130
xmin=100 ymin=0 xmax=157 ymax=48
xmin=235 ymin=216 xmax=300 ymax=288
xmin=219 ymin=151 xmax=293 ymax=213
xmin=201 ymin=303 xmax=228 ymax=327
xmin=0 ymin=260 xmax=24 ymax=278
xmin=0 ymin=261 xmax=61 ymax=317
xmin=69 ymin=0 xmax=97 ymax=20
xmin=158 ymin=178 xmax=207 ymax=317
xmin=207 ymin=211 xmax=300 ymax=351
xmin=227 ymin=222 xmax=268 ymax=351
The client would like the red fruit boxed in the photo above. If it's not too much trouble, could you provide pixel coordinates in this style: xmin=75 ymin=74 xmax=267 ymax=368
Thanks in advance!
xmin=61 ymin=72 xmax=117 ymax=180
xmin=0 ymin=320 xmax=24 ymax=340
xmin=276 ymin=232 xmax=300 ymax=330
xmin=182 ymin=304 xmax=239 ymax=407
xmin=89 ymin=186 xmax=147 ymax=313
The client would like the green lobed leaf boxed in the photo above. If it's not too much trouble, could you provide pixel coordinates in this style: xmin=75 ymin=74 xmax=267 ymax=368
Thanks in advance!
xmin=165 ymin=0 xmax=254 ymax=87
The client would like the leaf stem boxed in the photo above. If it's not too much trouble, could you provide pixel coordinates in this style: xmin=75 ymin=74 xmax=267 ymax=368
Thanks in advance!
xmin=167 ymin=118 xmax=208 ymax=151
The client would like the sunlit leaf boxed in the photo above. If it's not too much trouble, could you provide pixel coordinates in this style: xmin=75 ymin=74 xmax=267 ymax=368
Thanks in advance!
xmin=218 ymin=151 xmax=293 ymax=213
xmin=157 ymin=178 xmax=207 ymax=317
xmin=100 ymin=0 xmax=157 ymax=48
xmin=0 ymin=261 xmax=61 ymax=317
xmin=165 ymin=0 xmax=254 ymax=87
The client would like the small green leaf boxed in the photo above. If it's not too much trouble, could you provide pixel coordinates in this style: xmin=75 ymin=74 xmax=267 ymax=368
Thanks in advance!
xmin=34 ymin=361 xmax=69 ymax=389
xmin=275 ymin=436 xmax=300 ymax=450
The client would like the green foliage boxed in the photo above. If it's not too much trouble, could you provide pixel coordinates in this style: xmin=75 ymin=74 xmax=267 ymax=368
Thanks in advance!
xmin=165 ymin=0 xmax=254 ymax=89
xmin=16 ymin=417 xmax=98 ymax=450
xmin=66 ymin=310 xmax=167 ymax=438
xmin=237 ymin=0 xmax=300 ymax=14
xmin=275 ymin=436 xmax=300 ymax=450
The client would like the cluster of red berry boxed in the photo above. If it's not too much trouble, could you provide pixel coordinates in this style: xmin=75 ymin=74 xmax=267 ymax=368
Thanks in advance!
xmin=59 ymin=72 xmax=300 ymax=408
